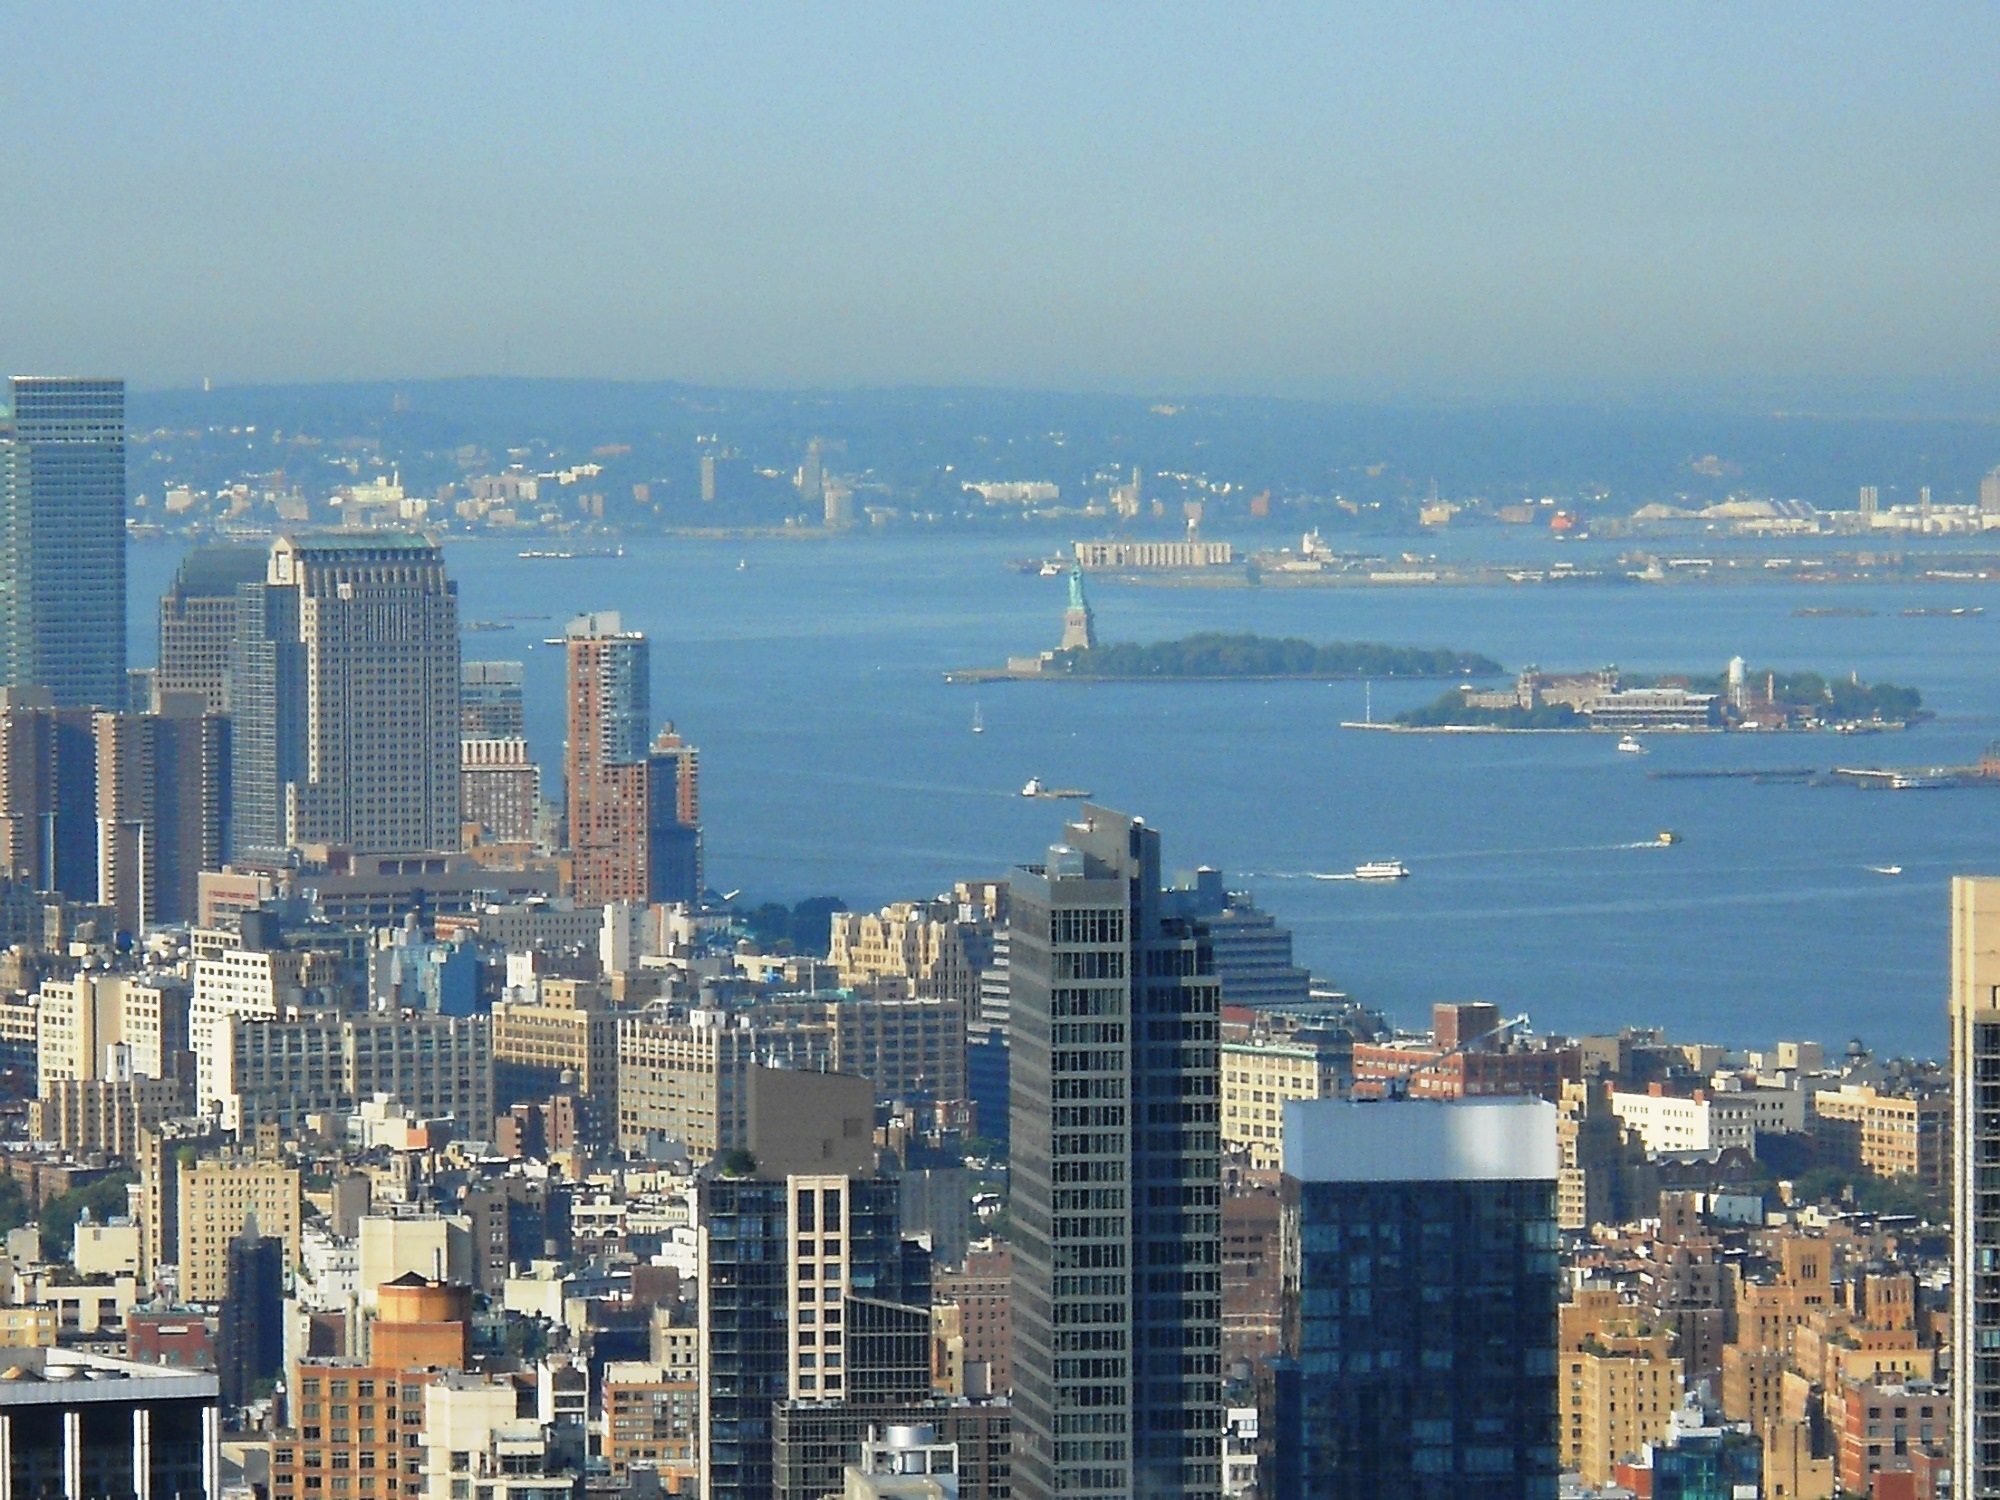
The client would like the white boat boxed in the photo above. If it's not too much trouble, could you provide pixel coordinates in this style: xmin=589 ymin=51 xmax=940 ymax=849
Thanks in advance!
xmin=1353 ymin=859 xmax=1410 ymax=881
xmin=1021 ymin=777 xmax=1046 ymax=797
xmin=972 ymin=703 xmax=985 ymax=734
xmin=1039 ymin=560 xmax=1065 ymax=577
xmin=1617 ymin=735 xmax=1646 ymax=754
xmin=1868 ymin=864 xmax=1904 ymax=876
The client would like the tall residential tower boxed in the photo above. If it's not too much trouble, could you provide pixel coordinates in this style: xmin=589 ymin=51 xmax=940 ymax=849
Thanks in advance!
xmin=564 ymin=613 xmax=651 ymax=903
xmin=1009 ymin=806 xmax=1223 ymax=1500
xmin=0 ymin=377 xmax=126 ymax=708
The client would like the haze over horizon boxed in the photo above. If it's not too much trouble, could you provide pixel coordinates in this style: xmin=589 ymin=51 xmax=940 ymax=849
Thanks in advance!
xmin=8 ymin=4 xmax=2000 ymax=408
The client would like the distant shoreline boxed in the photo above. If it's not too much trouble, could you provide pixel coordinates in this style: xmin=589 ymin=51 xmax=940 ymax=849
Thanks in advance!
xmin=945 ymin=670 xmax=1498 ymax=684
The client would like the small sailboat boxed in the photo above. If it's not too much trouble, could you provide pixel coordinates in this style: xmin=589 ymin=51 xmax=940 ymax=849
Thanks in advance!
xmin=972 ymin=702 xmax=985 ymax=734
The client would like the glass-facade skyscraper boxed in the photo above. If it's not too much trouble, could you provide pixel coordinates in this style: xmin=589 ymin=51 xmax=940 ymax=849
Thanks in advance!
xmin=1264 ymin=1097 xmax=1561 ymax=1500
xmin=1009 ymin=806 xmax=1224 ymax=1500
xmin=0 ymin=377 xmax=126 ymax=708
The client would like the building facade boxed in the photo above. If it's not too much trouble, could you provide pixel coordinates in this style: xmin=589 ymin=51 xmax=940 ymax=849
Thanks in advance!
xmin=1953 ymin=876 xmax=2000 ymax=1500
xmin=158 ymin=546 xmax=267 ymax=713
xmin=564 ymin=613 xmax=651 ymax=905
xmin=0 ymin=378 xmax=126 ymax=709
xmin=231 ymin=533 xmax=460 ymax=859
xmin=178 ymin=1153 xmax=303 ymax=1302
xmin=1263 ymin=1098 xmax=1561 ymax=1500
xmin=461 ymin=737 xmax=540 ymax=845
xmin=1009 ymin=807 xmax=1224 ymax=1500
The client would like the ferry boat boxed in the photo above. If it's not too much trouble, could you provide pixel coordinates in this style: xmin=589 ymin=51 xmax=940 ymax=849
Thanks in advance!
xmin=1617 ymin=734 xmax=1647 ymax=755
xmin=1353 ymin=859 xmax=1410 ymax=881
xmin=1868 ymin=864 xmax=1904 ymax=876
xmin=972 ymin=703 xmax=985 ymax=735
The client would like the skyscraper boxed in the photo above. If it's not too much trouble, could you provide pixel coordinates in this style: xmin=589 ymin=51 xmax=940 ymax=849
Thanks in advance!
xmin=0 ymin=690 xmax=97 ymax=897
xmin=565 ymin=613 xmax=650 ymax=903
xmin=1953 ymin=876 xmax=2000 ymax=1499
xmin=95 ymin=698 xmax=230 ymax=931
xmin=158 ymin=546 xmax=267 ymax=713
xmin=1262 ymin=1097 xmax=1561 ymax=1499
xmin=231 ymin=534 xmax=460 ymax=859
xmin=1009 ymin=806 xmax=1223 ymax=1500
xmin=0 ymin=377 xmax=127 ymax=709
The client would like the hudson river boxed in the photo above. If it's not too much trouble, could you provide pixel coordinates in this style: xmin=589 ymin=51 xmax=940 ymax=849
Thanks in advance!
xmin=132 ymin=531 xmax=2000 ymax=1057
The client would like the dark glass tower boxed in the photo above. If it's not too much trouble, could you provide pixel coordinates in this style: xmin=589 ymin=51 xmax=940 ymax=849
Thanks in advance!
xmin=0 ymin=378 xmax=126 ymax=709
xmin=1263 ymin=1097 xmax=1562 ymax=1500
xmin=1009 ymin=806 xmax=1224 ymax=1500
xmin=217 ymin=1219 xmax=284 ymax=1413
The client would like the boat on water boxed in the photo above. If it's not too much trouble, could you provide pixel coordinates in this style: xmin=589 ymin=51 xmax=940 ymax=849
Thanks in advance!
xmin=1869 ymin=864 xmax=1904 ymax=876
xmin=1353 ymin=859 xmax=1410 ymax=881
xmin=1617 ymin=735 xmax=1646 ymax=755
xmin=1039 ymin=560 xmax=1065 ymax=577
xmin=1657 ymin=830 xmax=1682 ymax=845
xmin=1021 ymin=777 xmax=1091 ymax=799
xmin=519 ymin=546 xmax=625 ymax=560
xmin=972 ymin=703 xmax=985 ymax=735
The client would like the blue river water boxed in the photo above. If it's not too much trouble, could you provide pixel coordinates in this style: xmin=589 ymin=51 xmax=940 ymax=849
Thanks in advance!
xmin=129 ymin=532 xmax=2000 ymax=1058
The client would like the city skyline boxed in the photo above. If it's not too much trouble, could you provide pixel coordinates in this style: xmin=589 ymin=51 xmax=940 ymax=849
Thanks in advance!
xmin=0 ymin=5 xmax=1991 ymax=1490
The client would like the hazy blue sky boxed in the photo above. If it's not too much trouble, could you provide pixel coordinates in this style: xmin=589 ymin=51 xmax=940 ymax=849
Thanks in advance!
xmin=6 ymin=4 xmax=1999 ymax=400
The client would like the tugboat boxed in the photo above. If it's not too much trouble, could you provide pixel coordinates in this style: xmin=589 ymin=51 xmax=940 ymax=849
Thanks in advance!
xmin=1021 ymin=777 xmax=1046 ymax=797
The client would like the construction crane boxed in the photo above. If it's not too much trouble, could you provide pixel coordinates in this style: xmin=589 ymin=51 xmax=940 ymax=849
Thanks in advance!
xmin=1372 ymin=1013 xmax=1532 ymax=1101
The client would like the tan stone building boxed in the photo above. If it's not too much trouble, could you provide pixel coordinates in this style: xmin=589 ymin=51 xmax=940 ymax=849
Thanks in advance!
xmin=1560 ymin=1289 xmax=1685 ymax=1485
xmin=759 ymin=993 xmax=966 ymax=1106
xmin=1556 ymin=1079 xmax=1658 ymax=1231
xmin=616 ymin=1011 xmax=831 ymax=1159
xmin=29 ymin=1075 xmax=189 ymax=1157
xmin=828 ymin=890 xmax=1000 ymax=1013
xmin=1219 ymin=1018 xmax=1350 ymax=1172
xmin=35 ymin=971 xmax=190 ymax=1095
xmin=1810 ymin=1082 xmax=1948 ymax=1187
xmin=491 ymin=978 xmax=622 ymax=1140
xmin=178 ymin=1152 xmax=302 ymax=1301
